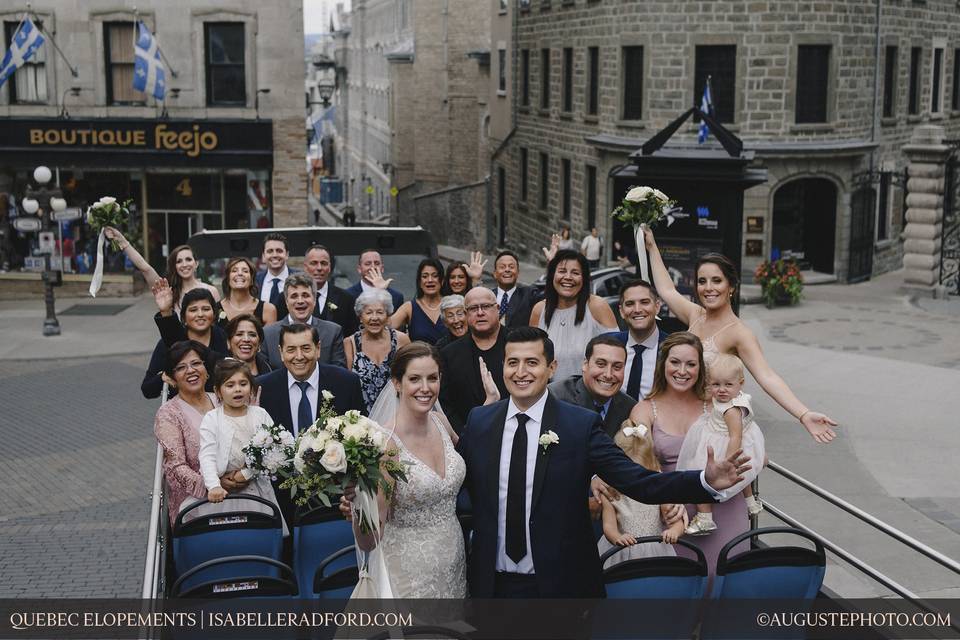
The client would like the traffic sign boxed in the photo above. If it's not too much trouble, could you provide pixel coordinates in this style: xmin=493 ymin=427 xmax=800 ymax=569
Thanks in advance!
xmin=13 ymin=217 xmax=41 ymax=232
xmin=54 ymin=207 xmax=82 ymax=222
xmin=365 ymin=185 xmax=375 ymax=194
xmin=390 ymin=187 xmax=398 ymax=197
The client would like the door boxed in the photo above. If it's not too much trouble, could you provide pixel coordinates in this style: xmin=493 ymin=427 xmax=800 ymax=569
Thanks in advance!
xmin=772 ymin=178 xmax=837 ymax=273
xmin=848 ymin=186 xmax=876 ymax=283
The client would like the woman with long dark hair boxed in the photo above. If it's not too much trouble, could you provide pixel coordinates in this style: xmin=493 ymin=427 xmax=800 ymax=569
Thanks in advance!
xmin=217 ymin=256 xmax=277 ymax=328
xmin=643 ymin=229 xmax=837 ymax=443
xmin=529 ymin=249 xmax=618 ymax=380
xmin=389 ymin=257 xmax=447 ymax=344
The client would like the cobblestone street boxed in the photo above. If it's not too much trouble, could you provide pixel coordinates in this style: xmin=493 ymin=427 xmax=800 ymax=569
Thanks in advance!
xmin=0 ymin=355 xmax=157 ymax=597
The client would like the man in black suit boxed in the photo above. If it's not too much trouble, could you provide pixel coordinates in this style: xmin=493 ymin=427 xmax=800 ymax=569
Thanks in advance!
xmin=456 ymin=327 xmax=749 ymax=598
xmin=604 ymin=278 xmax=667 ymax=401
xmin=548 ymin=335 xmax=636 ymax=438
xmin=439 ymin=287 xmax=508 ymax=433
xmin=275 ymin=244 xmax=358 ymax=336
xmin=256 ymin=323 xmax=364 ymax=528
xmin=492 ymin=250 xmax=539 ymax=329
xmin=254 ymin=232 xmax=300 ymax=308
xmin=344 ymin=249 xmax=404 ymax=311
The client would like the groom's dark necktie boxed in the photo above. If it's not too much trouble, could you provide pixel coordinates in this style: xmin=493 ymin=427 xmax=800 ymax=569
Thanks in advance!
xmin=626 ymin=344 xmax=646 ymax=400
xmin=506 ymin=413 xmax=530 ymax=563
xmin=269 ymin=277 xmax=282 ymax=307
xmin=295 ymin=380 xmax=313 ymax=435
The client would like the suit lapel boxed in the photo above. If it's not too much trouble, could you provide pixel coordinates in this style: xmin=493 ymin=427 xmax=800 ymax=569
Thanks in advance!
xmin=274 ymin=374 xmax=296 ymax=435
xmin=531 ymin=393 xmax=557 ymax=511
xmin=486 ymin=401 xmax=510 ymax=512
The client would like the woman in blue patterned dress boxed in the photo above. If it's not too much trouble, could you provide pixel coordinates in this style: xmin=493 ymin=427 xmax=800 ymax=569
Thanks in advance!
xmin=344 ymin=288 xmax=411 ymax=412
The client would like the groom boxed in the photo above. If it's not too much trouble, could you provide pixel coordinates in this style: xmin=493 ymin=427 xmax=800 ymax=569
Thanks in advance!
xmin=457 ymin=327 xmax=749 ymax=598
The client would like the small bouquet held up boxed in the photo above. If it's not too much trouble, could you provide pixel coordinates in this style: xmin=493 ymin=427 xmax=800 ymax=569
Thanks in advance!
xmin=242 ymin=422 xmax=296 ymax=481
xmin=86 ymin=196 xmax=134 ymax=298
xmin=611 ymin=186 xmax=676 ymax=281
xmin=86 ymin=197 xmax=133 ymax=251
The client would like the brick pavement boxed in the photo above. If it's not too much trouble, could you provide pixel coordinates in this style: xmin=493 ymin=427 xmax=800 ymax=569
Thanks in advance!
xmin=0 ymin=356 xmax=157 ymax=597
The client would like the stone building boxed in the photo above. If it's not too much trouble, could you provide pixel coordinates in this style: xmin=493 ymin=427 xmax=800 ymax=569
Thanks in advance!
xmin=334 ymin=0 xmax=491 ymax=244
xmin=0 ymin=0 xmax=305 ymax=280
xmin=495 ymin=0 xmax=960 ymax=282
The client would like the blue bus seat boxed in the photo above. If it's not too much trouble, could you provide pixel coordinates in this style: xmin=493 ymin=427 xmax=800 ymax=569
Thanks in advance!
xmin=293 ymin=503 xmax=354 ymax=598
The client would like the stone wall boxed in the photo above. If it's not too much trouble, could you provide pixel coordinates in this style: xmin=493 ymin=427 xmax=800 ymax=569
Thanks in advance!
xmin=272 ymin=117 xmax=310 ymax=227
xmin=408 ymin=181 xmax=488 ymax=248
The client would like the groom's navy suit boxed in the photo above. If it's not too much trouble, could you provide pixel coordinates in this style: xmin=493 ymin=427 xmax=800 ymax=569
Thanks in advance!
xmin=457 ymin=392 xmax=713 ymax=598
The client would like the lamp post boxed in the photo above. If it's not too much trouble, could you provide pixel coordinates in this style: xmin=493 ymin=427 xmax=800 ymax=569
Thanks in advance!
xmin=21 ymin=166 xmax=67 ymax=336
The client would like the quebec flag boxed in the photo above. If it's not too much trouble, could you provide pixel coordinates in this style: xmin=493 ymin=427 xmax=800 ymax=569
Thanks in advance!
xmin=133 ymin=21 xmax=166 ymax=100
xmin=0 ymin=19 xmax=45 ymax=90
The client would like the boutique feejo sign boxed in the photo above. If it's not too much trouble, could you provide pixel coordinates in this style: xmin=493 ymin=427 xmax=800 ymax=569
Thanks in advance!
xmin=0 ymin=118 xmax=272 ymax=169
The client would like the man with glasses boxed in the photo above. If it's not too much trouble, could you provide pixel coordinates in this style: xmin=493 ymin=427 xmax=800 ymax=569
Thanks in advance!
xmin=439 ymin=288 xmax=509 ymax=433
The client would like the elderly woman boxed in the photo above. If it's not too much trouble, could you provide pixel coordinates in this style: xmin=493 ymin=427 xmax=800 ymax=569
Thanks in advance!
xmin=224 ymin=314 xmax=272 ymax=376
xmin=154 ymin=340 xmax=248 ymax=526
xmin=434 ymin=294 xmax=467 ymax=350
xmin=345 ymin=288 xmax=411 ymax=412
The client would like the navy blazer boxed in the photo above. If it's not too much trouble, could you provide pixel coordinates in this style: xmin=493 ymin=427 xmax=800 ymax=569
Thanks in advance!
xmin=256 ymin=364 xmax=365 ymax=435
xmin=254 ymin=267 xmax=301 ymax=298
xmin=493 ymin=284 xmax=541 ymax=329
xmin=345 ymin=281 xmax=404 ymax=312
xmin=456 ymin=392 xmax=712 ymax=598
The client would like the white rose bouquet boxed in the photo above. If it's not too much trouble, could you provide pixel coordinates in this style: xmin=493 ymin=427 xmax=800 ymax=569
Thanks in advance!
xmin=281 ymin=393 xmax=407 ymax=535
xmin=85 ymin=196 xmax=133 ymax=251
xmin=610 ymin=185 xmax=676 ymax=281
xmin=241 ymin=422 xmax=296 ymax=481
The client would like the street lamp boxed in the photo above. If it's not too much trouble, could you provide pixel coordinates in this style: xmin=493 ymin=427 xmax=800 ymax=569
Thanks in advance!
xmin=316 ymin=79 xmax=335 ymax=107
xmin=59 ymin=86 xmax=83 ymax=119
xmin=22 ymin=166 xmax=66 ymax=336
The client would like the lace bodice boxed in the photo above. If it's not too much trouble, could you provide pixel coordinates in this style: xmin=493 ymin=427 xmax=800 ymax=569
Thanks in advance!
xmin=378 ymin=415 xmax=467 ymax=598
xmin=611 ymin=496 xmax=663 ymax=537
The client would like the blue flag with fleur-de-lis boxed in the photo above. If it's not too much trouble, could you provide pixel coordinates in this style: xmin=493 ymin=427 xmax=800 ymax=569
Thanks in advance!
xmin=0 ymin=18 xmax=45 ymax=90
xmin=133 ymin=21 xmax=166 ymax=100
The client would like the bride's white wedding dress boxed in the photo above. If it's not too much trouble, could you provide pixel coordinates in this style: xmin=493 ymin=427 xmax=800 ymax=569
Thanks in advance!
xmin=374 ymin=413 xmax=467 ymax=598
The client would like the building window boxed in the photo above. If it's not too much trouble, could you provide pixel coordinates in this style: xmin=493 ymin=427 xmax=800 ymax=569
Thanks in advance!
xmin=562 ymin=47 xmax=573 ymax=112
xmin=540 ymin=48 xmax=551 ymax=109
xmin=795 ymin=45 xmax=830 ymax=124
xmin=909 ymin=46 xmax=922 ymax=115
xmin=585 ymin=164 xmax=597 ymax=229
xmin=520 ymin=147 xmax=529 ymax=202
xmin=877 ymin=171 xmax=891 ymax=242
xmin=561 ymin=158 xmax=572 ymax=220
xmin=539 ymin=152 xmax=549 ymax=209
xmin=498 ymin=48 xmax=507 ymax=93
xmin=953 ymin=49 xmax=960 ymax=111
xmin=883 ymin=46 xmax=898 ymax=118
xmin=621 ymin=46 xmax=644 ymax=120
xmin=694 ymin=45 xmax=736 ymax=123
xmin=3 ymin=21 xmax=46 ymax=103
xmin=931 ymin=48 xmax=944 ymax=114
xmin=105 ymin=22 xmax=142 ymax=105
xmin=500 ymin=0 xmax=508 ymax=13
xmin=587 ymin=46 xmax=599 ymax=116
xmin=521 ymin=49 xmax=530 ymax=107
xmin=205 ymin=22 xmax=246 ymax=106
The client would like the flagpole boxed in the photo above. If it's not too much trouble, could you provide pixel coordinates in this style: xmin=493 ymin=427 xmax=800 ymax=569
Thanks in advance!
xmin=26 ymin=5 xmax=78 ymax=78
xmin=133 ymin=8 xmax=178 ymax=79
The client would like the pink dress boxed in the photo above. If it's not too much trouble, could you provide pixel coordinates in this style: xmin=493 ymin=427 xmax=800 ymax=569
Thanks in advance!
xmin=652 ymin=401 xmax=749 ymax=579
xmin=153 ymin=393 xmax=217 ymax=527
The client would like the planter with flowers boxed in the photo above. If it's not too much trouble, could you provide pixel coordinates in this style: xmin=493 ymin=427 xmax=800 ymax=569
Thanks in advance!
xmin=754 ymin=258 xmax=803 ymax=308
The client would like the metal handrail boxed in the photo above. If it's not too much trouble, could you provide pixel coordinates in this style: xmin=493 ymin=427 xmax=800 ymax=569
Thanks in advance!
xmin=767 ymin=460 xmax=960 ymax=576
xmin=141 ymin=384 xmax=168 ymax=601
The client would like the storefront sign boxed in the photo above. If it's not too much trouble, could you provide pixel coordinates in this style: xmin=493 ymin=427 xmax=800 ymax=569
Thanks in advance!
xmin=0 ymin=118 xmax=273 ymax=169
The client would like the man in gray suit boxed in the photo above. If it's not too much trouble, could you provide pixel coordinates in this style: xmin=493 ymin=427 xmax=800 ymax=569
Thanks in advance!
xmin=548 ymin=335 xmax=636 ymax=438
xmin=262 ymin=273 xmax=347 ymax=369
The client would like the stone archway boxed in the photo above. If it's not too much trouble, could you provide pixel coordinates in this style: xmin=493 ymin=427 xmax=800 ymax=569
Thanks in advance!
xmin=771 ymin=177 xmax=837 ymax=274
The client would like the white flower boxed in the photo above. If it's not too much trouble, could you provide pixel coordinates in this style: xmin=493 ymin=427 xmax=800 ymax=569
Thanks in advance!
xmin=85 ymin=207 xmax=94 ymax=224
xmin=538 ymin=430 xmax=559 ymax=451
xmin=250 ymin=429 xmax=273 ymax=448
xmin=625 ymin=186 xmax=653 ymax=203
xmin=319 ymin=441 xmax=348 ymax=473
xmin=278 ymin=431 xmax=295 ymax=447
xmin=293 ymin=451 xmax=305 ymax=472
xmin=321 ymin=390 xmax=335 ymax=402
xmin=651 ymin=188 xmax=669 ymax=203
xmin=368 ymin=427 xmax=388 ymax=451
xmin=325 ymin=417 xmax=344 ymax=434
xmin=342 ymin=420 xmax=368 ymax=442
xmin=622 ymin=424 xmax=648 ymax=439
xmin=218 ymin=310 xmax=228 ymax=320
xmin=300 ymin=429 xmax=330 ymax=455
xmin=262 ymin=447 xmax=289 ymax=473
xmin=344 ymin=409 xmax=362 ymax=423
xmin=98 ymin=196 xmax=117 ymax=206
xmin=328 ymin=302 xmax=338 ymax=311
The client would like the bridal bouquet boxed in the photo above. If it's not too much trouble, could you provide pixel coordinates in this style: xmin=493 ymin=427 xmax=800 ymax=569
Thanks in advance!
xmin=86 ymin=196 xmax=133 ymax=251
xmin=282 ymin=392 xmax=407 ymax=533
xmin=241 ymin=422 xmax=296 ymax=481
xmin=610 ymin=185 xmax=676 ymax=281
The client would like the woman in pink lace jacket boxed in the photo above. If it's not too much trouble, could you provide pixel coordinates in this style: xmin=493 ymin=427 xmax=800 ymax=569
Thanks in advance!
xmin=154 ymin=340 xmax=248 ymax=525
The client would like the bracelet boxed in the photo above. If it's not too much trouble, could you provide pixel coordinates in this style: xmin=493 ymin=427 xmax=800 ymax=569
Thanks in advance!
xmin=797 ymin=410 xmax=811 ymax=423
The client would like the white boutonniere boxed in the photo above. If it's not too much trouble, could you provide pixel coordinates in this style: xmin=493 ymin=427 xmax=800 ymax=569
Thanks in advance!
xmin=327 ymin=302 xmax=338 ymax=311
xmin=321 ymin=389 xmax=335 ymax=402
xmin=218 ymin=310 xmax=227 ymax=320
xmin=538 ymin=430 xmax=559 ymax=453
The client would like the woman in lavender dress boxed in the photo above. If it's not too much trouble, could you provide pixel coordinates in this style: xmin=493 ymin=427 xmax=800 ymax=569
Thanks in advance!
xmin=627 ymin=331 xmax=749 ymax=580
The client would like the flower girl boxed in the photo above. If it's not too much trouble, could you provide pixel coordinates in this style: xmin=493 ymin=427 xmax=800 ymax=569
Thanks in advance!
xmin=198 ymin=359 xmax=288 ymax=535
xmin=597 ymin=422 xmax=686 ymax=568
xmin=677 ymin=353 xmax=765 ymax=535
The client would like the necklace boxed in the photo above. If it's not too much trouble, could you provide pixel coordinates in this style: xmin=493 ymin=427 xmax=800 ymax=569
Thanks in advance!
xmin=420 ymin=297 xmax=441 ymax=312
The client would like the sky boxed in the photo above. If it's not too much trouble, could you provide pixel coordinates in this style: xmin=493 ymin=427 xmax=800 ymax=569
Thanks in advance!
xmin=304 ymin=0 xmax=350 ymax=34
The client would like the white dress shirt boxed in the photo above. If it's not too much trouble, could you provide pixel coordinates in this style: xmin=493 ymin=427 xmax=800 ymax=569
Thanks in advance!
xmin=625 ymin=326 xmax=660 ymax=400
xmin=496 ymin=390 xmax=549 ymax=574
xmin=316 ymin=281 xmax=329 ymax=315
xmin=260 ymin=265 xmax=291 ymax=302
xmin=286 ymin=366 xmax=320 ymax=435
xmin=495 ymin=285 xmax=517 ymax=308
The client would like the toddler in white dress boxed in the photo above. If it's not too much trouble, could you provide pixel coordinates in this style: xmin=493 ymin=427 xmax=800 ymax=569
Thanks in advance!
xmin=676 ymin=353 xmax=765 ymax=535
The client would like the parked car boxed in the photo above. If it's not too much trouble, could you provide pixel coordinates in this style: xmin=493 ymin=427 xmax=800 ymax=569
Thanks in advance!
xmin=186 ymin=226 xmax=438 ymax=302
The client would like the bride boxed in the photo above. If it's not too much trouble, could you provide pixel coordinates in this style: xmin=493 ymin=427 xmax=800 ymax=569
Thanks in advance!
xmin=345 ymin=341 xmax=499 ymax=598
